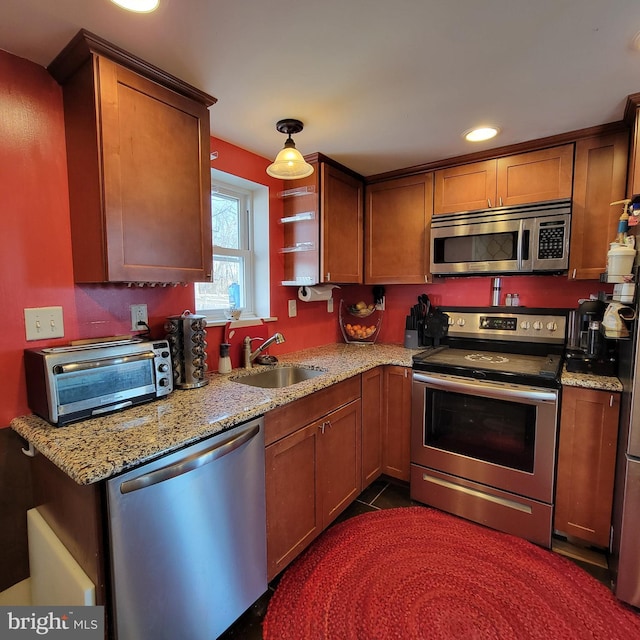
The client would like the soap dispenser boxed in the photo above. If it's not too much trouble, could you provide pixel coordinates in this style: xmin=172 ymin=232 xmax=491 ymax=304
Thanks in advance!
xmin=218 ymin=343 xmax=232 ymax=374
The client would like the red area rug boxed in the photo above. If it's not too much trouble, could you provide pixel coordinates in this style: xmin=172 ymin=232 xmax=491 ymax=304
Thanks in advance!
xmin=263 ymin=507 xmax=640 ymax=639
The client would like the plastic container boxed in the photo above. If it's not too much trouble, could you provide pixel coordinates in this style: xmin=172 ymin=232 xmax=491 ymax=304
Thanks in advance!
xmin=607 ymin=243 xmax=636 ymax=277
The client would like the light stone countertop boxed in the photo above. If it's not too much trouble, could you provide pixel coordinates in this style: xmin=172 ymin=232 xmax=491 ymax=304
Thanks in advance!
xmin=560 ymin=366 xmax=623 ymax=392
xmin=11 ymin=343 xmax=418 ymax=485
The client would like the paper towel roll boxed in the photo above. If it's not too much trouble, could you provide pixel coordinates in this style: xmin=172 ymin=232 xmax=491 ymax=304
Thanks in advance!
xmin=298 ymin=285 xmax=339 ymax=302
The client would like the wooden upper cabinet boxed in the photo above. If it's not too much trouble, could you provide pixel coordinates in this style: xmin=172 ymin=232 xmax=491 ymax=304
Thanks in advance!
xmin=321 ymin=162 xmax=363 ymax=284
xmin=49 ymin=30 xmax=215 ymax=284
xmin=281 ymin=155 xmax=363 ymax=285
xmin=365 ymin=173 xmax=433 ymax=284
xmin=497 ymin=145 xmax=573 ymax=206
xmin=434 ymin=160 xmax=497 ymax=214
xmin=434 ymin=145 xmax=574 ymax=215
xmin=569 ymin=131 xmax=629 ymax=280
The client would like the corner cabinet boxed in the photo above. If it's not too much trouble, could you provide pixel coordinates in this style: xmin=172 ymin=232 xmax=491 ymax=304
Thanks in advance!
xmin=554 ymin=386 xmax=621 ymax=548
xmin=433 ymin=145 xmax=574 ymax=215
xmin=365 ymin=174 xmax=433 ymax=284
xmin=281 ymin=155 xmax=363 ymax=285
xmin=569 ymin=130 xmax=630 ymax=280
xmin=48 ymin=30 xmax=216 ymax=284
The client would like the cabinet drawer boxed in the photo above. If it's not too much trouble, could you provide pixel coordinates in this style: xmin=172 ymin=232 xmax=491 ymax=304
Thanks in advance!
xmin=265 ymin=376 xmax=361 ymax=445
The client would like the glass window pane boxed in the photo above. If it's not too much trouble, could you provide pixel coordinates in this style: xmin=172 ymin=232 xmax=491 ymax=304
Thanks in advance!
xmin=212 ymin=193 xmax=240 ymax=250
xmin=195 ymin=255 xmax=245 ymax=310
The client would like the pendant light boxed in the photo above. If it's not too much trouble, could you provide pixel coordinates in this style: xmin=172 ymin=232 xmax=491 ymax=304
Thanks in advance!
xmin=266 ymin=119 xmax=314 ymax=180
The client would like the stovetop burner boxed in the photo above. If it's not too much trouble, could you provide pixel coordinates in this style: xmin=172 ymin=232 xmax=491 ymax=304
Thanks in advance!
xmin=464 ymin=353 xmax=510 ymax=364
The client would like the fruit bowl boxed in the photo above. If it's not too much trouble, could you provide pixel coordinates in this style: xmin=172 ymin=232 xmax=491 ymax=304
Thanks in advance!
xmin=339 ymin=300 xmax=383 ymax=344
xmin=346 ymin=302 xmax=376 ymax=318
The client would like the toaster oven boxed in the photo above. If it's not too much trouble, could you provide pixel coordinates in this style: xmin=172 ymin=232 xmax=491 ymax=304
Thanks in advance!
xmin=24 ymin=339 xmax=173 ymax=426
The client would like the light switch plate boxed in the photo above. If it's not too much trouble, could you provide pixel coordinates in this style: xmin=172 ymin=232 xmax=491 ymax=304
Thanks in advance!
xmin=24 ymin=306 xmax=64 ymax=341
xmin=288 ymin=299 xmax=297 ymax=318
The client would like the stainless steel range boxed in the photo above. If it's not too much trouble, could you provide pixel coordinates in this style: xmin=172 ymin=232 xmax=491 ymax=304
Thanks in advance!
xmin=410 ymin=307 xmax=567 ymax=548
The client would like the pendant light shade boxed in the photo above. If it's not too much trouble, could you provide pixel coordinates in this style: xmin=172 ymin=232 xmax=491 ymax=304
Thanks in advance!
xmin=266 ymin=119 xmax=314 ymax=180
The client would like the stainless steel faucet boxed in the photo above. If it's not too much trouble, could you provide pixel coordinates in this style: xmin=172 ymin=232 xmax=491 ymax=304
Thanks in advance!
xmin=243 ymin=332 xmax=285 ymax=368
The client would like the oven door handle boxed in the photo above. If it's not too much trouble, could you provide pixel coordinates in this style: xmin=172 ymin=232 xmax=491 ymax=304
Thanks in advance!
xmin=413 ymin=372 xmax=557 ymax=403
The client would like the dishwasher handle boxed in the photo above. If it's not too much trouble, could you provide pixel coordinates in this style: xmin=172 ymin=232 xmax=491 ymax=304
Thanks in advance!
xmin=119 ymin=423 xmax=260 ymax=494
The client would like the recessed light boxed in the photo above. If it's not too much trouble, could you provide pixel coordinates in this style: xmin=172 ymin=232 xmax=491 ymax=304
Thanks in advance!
xmin=110 ymin=0 xmax=159 ymax=13
xmin=463 ymin=126 xmax=500 ymax=142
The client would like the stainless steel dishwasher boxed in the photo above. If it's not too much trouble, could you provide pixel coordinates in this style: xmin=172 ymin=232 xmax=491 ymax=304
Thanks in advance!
xmin=106 ymin=416 xmax=267 ymax=640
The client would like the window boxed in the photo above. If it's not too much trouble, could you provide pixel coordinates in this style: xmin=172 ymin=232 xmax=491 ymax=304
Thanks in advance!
xmin=195 ymin=170 xmax=270 ymax=322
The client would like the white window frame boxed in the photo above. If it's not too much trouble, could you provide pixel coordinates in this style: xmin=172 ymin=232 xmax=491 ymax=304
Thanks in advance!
xmin=195 ymin=169 xmax=270 ymax=325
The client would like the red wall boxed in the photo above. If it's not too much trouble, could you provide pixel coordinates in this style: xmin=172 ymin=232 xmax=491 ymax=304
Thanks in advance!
xmin=0 ymin=48 xmax=607 ymax=427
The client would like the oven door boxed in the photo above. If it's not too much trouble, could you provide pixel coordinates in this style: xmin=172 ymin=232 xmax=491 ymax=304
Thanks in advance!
xmin=411 ymin=372 xmax=559 ymax=503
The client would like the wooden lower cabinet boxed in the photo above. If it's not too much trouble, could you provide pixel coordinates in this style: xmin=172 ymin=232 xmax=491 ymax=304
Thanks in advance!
xmin=265 ymin=382 xmax=362 ymax=580
xmin=382 ymin=366 xmax=412 ymax=482
xmin=361 ymin=367 xmax=384 ymax=486
xmin=554 ymin=386 xmax=621 ymax=548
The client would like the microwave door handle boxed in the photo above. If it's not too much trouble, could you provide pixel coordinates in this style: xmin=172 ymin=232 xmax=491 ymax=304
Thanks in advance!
xmin=517 ymin=219 xmax=524 ymax=270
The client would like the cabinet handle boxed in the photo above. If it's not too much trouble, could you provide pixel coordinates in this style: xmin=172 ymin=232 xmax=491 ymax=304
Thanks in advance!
xmin=499 ymin=196 xmax=503 ymax=207
xmin=487 ymin=198 xmax=492 ymax=208
xmin=572 ymin=268 xmax=576 ymax=279
xmin=610 ymin=395 xmax=614 ymax=407
xmin=326 ymin=272 xmax=331 ymax=282
xmin=319 ymin=420 xmax=332 ymax=435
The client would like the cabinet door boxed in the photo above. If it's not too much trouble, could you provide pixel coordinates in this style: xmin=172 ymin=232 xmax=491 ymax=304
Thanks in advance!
xmin=321 ymin=163 xmax=363 ymax=284
xmin=496 ymin=145 xmax=573 ymax=207
xmin=318 ymin=400 xmax=362 ymax=526
xmin=555 ymin=386 xmax=620 ymax=548
xmin=365 ymin=174 xmax=433 ymax=284
xmin=265 ymin=423 xmax=320 ymax=580
xmin=434 ymin=160 xmax=497 ymax=215
xmin=569 ymin=131 xmax=629 ymax=280
xmin=97 ymin=58 xmax=213 ymax=283
xmin=361 ymin=367 xmax=384 ymax=487
xmin=383 ymin=366 xmax=412 ymax=481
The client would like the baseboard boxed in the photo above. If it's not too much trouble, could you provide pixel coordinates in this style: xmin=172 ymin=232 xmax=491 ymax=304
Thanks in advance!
xmin=0 ymin=578 xmax=32 ymax=606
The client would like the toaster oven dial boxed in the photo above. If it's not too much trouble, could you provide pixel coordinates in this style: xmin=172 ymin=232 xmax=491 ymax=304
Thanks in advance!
xmin=158 ymin=377 xmax=170 ymax=387
xmin=158 ymin=363 xmax=170 ymax=373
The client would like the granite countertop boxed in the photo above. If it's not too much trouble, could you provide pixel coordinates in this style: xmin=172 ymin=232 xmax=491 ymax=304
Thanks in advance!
xmin=560 ymin=366 xmax=623 ymax=392
xmin=11 ymin=343 xmax=417 ymax=486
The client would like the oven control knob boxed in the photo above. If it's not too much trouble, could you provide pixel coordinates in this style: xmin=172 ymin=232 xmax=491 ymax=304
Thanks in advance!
xmin=533 ymin=321 xmax=543 ymax=330
xmin=447 ymin=316 xmax=455 ymax=325
xmin=456 ymin=318 xmax=465 ymax=326
xmin=520 ymin=321 xmax=530 ymax=330
xmin=546 ymin=322 xmax=558 ymax=331
xmin=158 ymin=363 xmax=170 ymax=373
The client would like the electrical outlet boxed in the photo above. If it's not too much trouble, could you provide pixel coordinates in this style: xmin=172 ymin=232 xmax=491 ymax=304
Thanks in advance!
xmin=327 ymin=298 xmax=334 ymax=313
xmin=130 ymin=304 xmax=148 ymax=331
xmin=24 ymin=306 xmax=64 ymax=341
xmin=288 ymin=299 xmax=297 ymax=318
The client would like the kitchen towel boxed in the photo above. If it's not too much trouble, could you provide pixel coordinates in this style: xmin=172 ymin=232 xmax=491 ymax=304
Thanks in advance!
xmin=298 ymin=285 xmax=339 ymax=302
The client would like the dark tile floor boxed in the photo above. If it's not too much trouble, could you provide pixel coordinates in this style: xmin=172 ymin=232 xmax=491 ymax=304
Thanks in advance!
xmin=218 ymin=477 xmax=613 ymax=639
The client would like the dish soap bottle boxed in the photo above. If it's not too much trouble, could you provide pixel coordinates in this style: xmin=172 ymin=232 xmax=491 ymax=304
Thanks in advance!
xmin=218 ymin=343 xmax=232 ymax=374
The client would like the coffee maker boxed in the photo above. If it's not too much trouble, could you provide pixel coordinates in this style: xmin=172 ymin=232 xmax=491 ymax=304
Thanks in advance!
xmin=565 ymin=300 xmax=618 ymax=376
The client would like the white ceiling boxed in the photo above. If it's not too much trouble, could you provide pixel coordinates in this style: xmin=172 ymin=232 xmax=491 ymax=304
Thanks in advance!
xmin=2 ymin=0 xmax=640 ymax=177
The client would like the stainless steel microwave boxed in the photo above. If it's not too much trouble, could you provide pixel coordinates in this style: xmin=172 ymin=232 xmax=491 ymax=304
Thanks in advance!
xmin=430 ymin=199 xmax=571 ymax=276
xmin=24 ymin=339 xmax=173 ymax=426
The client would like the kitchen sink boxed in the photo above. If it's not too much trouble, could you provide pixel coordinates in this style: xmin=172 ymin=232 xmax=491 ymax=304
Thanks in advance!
xmin=232 ymin=366 xmax=325 ymax=389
